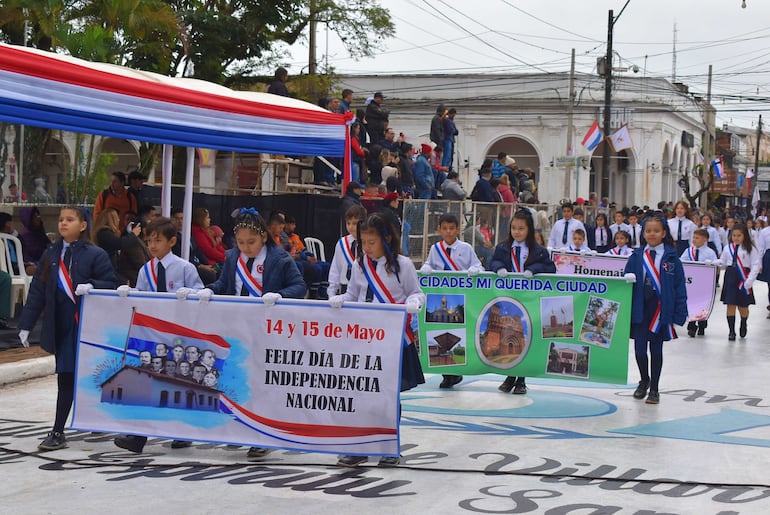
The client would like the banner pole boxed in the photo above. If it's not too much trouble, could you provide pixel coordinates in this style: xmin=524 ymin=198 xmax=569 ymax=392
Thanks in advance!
xmin=122 ymin=307 xmax=137 ymax=368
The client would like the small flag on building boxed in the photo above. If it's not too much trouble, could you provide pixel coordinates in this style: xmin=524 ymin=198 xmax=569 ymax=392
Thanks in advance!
xmin=608 ymin=125 xmax=633 ymax=152
xmin=711 ymin=157 xmax=724 ymax=179
xmin=581 ymin=121 xmax=604 ymax=151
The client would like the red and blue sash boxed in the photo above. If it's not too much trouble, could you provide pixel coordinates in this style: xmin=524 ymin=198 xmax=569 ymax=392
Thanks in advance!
xmin=609 ymin=247 xmax=622 ymax=256
xmin=729 ymin=244 xmax=751 ymax=294
xmin=57 ymin=255 xmax=78 ymax=322
xmin=141 ymin=258 xmax=160 ymax=292
xmin=642 ymin=249 xmax=676 ymax=339
xmin=436 ymin=241 xmax=459 ymax=271
xmin=510 ymin=245 xmax=522 ymax=273
xmin=686 ymin=246 xmax=698 ymax=261
xmin=338 ymin=235 xmax=356 ymax=268
xmin=361 ymin=257 xmax=415 ymax=345
xmin=236 ymin=255 xmax=263 ymax=297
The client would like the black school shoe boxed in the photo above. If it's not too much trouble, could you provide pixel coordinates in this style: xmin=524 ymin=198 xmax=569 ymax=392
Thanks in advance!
xmin=633 ymin=381 xmax=649 ymax=399
xmin=171 ymin=440 xmax=192 ymax=449
xmin=512 ymin=383 xmax=528 ymax=395
xmin=247 ymin=447 xmax=273 ymax=458
xmin=114 ymin=435 xmax=146 ymax=453
xmin=337 ymin=455 xmax=368 ymax=467
xmin=378 ymin=455 xmax=401 ymax=467
xmin=38 ymin=431 xmax=68 ymax=451
xmin=645 ymin=391 xmax=660 ymax=404
xmin=728 ymin=333 xmax=737 ymax=341
xmin=439 ymin=375 xmax=463 ymax=388
xmin=498 ymin=376 xmax=516 ymax=393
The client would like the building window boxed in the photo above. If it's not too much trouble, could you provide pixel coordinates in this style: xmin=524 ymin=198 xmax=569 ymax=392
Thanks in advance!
xmin=159 ymin=390 xmax=169 ymax=407
xmin=117 ymin=387 xmax=123 ymax=401
xmin=174 ymin=391 xmax=181 ymax=404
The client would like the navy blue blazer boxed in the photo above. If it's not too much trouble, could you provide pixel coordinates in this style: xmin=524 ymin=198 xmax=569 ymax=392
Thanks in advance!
xmin=207 ymin=245 xmax=306 ymax=299
xmin=19 ymin=239 xmax=117 ymax=355
xmin=489 ymin=242 xmax=556 ymax=274
xmin=624 ymin=245 xmax=688 ymax=330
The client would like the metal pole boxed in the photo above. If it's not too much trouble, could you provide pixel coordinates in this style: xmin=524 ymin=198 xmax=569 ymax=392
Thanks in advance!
xmin=182 ymin=147 xmax=195 ymax=262
xmin=566 ymin=48 xmax=576 ymax=199
xmin=601 ymin=10 xmax=613 ymax=201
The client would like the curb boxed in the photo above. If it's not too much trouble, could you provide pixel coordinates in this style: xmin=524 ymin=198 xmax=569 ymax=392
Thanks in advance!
xmin=0 ymin=356 xmax=55 ymax=387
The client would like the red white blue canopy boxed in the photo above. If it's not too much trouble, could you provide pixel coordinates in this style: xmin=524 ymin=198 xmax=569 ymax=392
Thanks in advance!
xmin=0 ymin=43 xmax=348 ymax=157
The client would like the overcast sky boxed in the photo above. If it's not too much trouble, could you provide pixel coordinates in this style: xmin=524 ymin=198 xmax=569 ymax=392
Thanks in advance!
xmin=279 ymin=0 xmax=770 ymax=127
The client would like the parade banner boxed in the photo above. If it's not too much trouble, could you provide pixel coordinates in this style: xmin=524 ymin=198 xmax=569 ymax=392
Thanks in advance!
xmin=417 ymin=272 xmax=633 ymax=384
xmin=552 ymin=250 xmax=718 ymax=322
xmin=72 ymin=291 xmax=406 ymax=455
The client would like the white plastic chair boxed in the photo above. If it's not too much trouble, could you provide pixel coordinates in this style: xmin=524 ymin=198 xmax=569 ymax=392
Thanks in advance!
xmin=0 ymin=234 xmax=31 ymax=317
xmin=304 ymin=237 xmax=326 ymax=262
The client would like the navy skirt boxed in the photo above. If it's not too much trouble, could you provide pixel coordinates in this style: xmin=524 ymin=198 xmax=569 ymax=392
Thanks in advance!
xmin=721 ymin=266 xmax=755 ymax=306
xmin=400 ymin=342 xmax=425 ymax=392
xmin=759 ymin=251 xmax=770 ymax=283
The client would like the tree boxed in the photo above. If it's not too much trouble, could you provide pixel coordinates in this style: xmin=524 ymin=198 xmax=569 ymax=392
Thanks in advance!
xmin=682 ymin=163 xmax=715 ymax=208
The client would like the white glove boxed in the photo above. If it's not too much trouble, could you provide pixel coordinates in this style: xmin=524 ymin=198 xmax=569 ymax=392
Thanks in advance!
xmin=419 ymin=263 xmax=432 ymax=274
xmin=497 ymin=268 xmax=508 ymax=277
xmin=117 ymin=284 xmax=131 ymax=297
xmin=744 ymin=279 xmax=755 ymax=290
xmin=468 ymin=265 xmax=484 ymax=276
xmin=175 ymin=287 xmax=193 ymax=300
xmin=624 ymin=273 xmax=637 ymax=284
xmin=262 ymin=292 xmax=281 ymax=306
xmin=18 ymin=330 xmax=29 ymax=348
xmin=405 ymin=300 xmax=422 ymax=313
xmin=547 ymin=247 xmax=554 ymax=253
xmin=75 ymin=283 xmax=93 ymax=296
xmin=522 ymin=269 xmax=533 ymax=278
xmin=197 ymin=288 xmax=213 ymax=303
xmin=329 ymin=295 xmax=345 ymax=308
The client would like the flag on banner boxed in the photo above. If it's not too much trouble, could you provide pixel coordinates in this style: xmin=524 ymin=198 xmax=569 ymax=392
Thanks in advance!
xmin=608 ymin=125 xmax=633 ymax=152
xmin=127 ymin=311 xmax=231 ymax=367
xmin=581 ymin=121 xmax=604 ymax=151
xmin=712 ymin=157 xmax=724 ymax=179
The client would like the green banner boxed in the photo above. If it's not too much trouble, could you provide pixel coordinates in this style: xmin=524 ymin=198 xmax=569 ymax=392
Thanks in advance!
xmin=416 ymin=272 xmax=633 ymax=384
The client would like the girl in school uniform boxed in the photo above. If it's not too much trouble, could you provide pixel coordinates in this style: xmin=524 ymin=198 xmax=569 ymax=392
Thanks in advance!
xmin=717 ymin=223 xmax=760 ymax=341
xmin=329 ymin=213 xmax=425 ymax=468
xmin=624 ymin=216 xmax=688 ymax=405
xmin=605 ymin=230 xmax=633 ymax=257
xmin=668 ymin=200 xmax=697 ymax=255
xmin=699 ymin=213 xmax=722 ymax=256
xmin=593 ymin=213 xmax=612 ymax=254
xmin=328 ymin=205 xmax=367 ymax=296
xmin=489 ymin=209 xmax=556 ymax=395
xmin=18 ymin=206 xmax=117 ymax=451
xmin=205 ymin=207 xmax=306 ymax=458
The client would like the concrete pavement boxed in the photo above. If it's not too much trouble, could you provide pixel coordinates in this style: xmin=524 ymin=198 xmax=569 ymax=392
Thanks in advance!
xmin=1 ymin=284 xmax=770 ymax=514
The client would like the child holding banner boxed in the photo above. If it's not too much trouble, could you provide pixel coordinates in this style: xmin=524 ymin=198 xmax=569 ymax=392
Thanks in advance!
xmin=328 ymin=205 xmax=367 ymax=296
xmin=668 ymin=201 xmax=697 ymax=255
xmin=490 ymin=210 xmax=556 ymax=395
xmin=593 ymin=213 xmax=612 ymax=253
xmin=568 ymin=228 xmax=591 ymax=252
xmin=113 ymin=216 xmax=205 ymax=454
xmin=206 ymin=207 xmax=306 ymax=458
xmin=18 ymin=206 xmax=117 ymax=451
xmin=718 ymin=223 xmax=760 ymax=341
xmin=420 ymin=213 xmax=484 ymax=389
xmin=681 ymin=229 xmax=717 ymax=338
xmin=624 ymin=216 xmax=688 ymax=405
xmin=329 ymin=213 xmax=425 ymax=467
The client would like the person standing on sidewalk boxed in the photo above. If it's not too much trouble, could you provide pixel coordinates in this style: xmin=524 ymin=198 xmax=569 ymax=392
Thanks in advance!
xmin=18 ymin=206 xmax=117 ymax=451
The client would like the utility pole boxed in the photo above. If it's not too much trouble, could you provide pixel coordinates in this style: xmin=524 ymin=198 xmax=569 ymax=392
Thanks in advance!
xmin=600 ymin=9 xmax=613 ymax=201
xmin=753 ymin=114 xmax=762 ymax=214
xmin=565 ymin=48 xmax=576 ymax=199
xmin=600 ymin=1 xmax=630 ymax=203
xmin=702 ymin=65 xmax=714 ymax=207
xmin=308 ymin=0 xmax=317 ymax=75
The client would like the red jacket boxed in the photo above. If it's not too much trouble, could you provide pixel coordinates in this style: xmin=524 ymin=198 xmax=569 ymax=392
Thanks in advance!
xmin=192 ymin=225 xmax=226 ymax=264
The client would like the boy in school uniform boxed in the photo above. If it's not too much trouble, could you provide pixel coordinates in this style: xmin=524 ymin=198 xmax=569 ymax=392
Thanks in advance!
xmin=421 ymin=213 xmax=484 ymax=388
xmin=548 ymin=202 xmax=585 ymax=250
xmin=329 ymin=205 xmax=368 ymax=296
xmin=114 ymin=217 xmax=204 ymax=454
xmin=627 ymin=211 xmax=644 ymax=249
xmin=609 ymin=211 xmax=630 ymax=240
xmin=681 ymin=228 xmax=717 ymax=337
xmin=567 ymin=228 xmax=590 ymax=252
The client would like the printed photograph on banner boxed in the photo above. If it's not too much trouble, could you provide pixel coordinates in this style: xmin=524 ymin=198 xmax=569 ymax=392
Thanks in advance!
xmin=426 ymin=328 xmax=466 ymax=368
xmin=541 ymin=296 xmax=574 ymax=338
xmin=476 ymin=298 xmax=531 ymax=369
xmin=546 ymin=342 xmax=590 ymax=379
xmin=579 ymin=296 xmax=621 ymax=347
xmin=424 ymin=294 xmax=465 ymax=324
xmin=99 ymin=311 xmax=235 ymax=412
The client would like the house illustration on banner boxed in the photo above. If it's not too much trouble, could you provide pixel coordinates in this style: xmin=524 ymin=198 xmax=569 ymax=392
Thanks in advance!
xmin=101 ymin=366 xmax=221 ymax=412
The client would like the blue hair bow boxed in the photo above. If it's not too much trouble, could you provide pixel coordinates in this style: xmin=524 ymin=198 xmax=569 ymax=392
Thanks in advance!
xmin=238 ymin=207 xmax=260 ymax=217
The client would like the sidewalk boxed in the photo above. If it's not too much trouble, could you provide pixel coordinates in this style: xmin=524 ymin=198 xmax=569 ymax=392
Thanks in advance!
xmin=0 ymin=315 xmax=52 ymax=386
